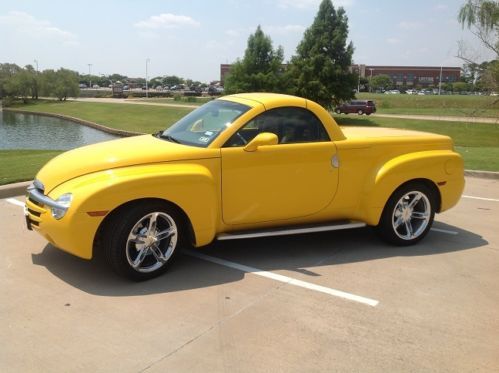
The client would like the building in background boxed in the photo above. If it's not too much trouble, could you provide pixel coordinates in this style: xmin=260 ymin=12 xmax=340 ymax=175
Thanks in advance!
xmin=220 ymin=63 xmax=461 ymax=88
xmin=352 ymin=65 xmax=461 ymax=88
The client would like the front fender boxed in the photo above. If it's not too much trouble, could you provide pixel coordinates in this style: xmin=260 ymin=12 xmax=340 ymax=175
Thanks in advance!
xmin=46 ymin=160 xmax=220 ymax=259
xmin=360 ymin=150 xmax=464 ymax=225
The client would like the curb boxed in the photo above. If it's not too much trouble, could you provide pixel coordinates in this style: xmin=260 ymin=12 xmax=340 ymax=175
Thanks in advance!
xmin=1 ymin=171 xmax=498 ymax=200
xmin=0 ymin=181 xmax=31 ymax=199
xmin=2 ymin=108 xmax=144 ymax=137
xmin=464 ymin=170 xmax=499 ymax=180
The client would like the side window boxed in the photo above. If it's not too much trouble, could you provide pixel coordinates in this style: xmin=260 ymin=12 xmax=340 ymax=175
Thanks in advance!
xmin=223 ymin=107 xmax=330 ymax=147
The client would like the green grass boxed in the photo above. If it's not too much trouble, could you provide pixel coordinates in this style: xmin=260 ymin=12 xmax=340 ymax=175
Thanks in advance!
xmin=0 ymin=150 xmax=63 ymax=185
xmin=455 ymin=146 xmax=499 ymax=171
xmin=131 ymin=97 xmax=212 ymax=106
xmin=357 ymin=93 xmax=499 ymax=117
xmin=10 ymin=100 xmax=193 ymax=133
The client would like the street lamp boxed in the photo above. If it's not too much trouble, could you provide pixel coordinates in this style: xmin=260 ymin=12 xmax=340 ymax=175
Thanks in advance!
xmin=369 ymin=68 xmax=374 ymax=92
xmin=145 ymin=58 xmax=150 ymax=98
xmin=438 ymin=66 xmax=443 ymax=95
xmin=357 ymin=64 xmax=361 ymax=93
xmin=88 ymin=64 xmax=93 ymax=89
xmin=33 ymin=59 xmax=39 ymax=99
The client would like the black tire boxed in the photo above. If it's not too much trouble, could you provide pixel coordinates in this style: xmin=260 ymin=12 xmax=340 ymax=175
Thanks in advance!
xmin=103 ymin=201 xmax=184 ymax=281
xmin=377 ymin=182 xmax=436 ymax=246
xmin=335 ymin=108 xmax=341 ymax=114
xmin=357 ymin=109 xmax=364 ymax=115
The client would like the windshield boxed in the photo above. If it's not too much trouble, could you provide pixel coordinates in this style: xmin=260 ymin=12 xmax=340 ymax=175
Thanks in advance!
xmin=161 ymin=100 xmax=250 ymax=147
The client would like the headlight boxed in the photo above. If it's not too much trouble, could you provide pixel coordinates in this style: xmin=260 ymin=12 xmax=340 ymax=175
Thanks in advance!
xmin=51 ymin=193 xmax=73 ymax=220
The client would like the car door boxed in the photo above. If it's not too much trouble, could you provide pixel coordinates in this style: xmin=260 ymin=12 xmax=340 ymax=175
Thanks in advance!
xmin=220 ymin=107 xmax=339 ymax=225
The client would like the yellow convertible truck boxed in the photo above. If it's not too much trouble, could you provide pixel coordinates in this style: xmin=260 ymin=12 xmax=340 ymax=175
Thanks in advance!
xmin=25 ymin=93 xmax=464 ymax=280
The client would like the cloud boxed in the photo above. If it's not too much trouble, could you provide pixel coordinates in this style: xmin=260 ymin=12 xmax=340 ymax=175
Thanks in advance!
xmin=386 ymin=37 xmax=401 ymax=44
xmin=134 ymin=13 xmax=200 ymax=29
xmin=398 ymin=21 xmax=425 ymax=30
xmin=0 ymin=11 xmax=78 ymax=45
xmin=266 ymin=24 xmax=306 ymax=35
xmin=434 ymin=4 xmax=448 ymax=11
xmin=277 ymin=0 xmax=353 ymax=9
xmin=225 ymin=29 xmax=241 ymax=38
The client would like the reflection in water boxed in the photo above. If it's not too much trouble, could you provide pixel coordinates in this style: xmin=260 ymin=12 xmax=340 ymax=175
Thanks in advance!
xmin=0 ymin=111 xmax=120 ymax=150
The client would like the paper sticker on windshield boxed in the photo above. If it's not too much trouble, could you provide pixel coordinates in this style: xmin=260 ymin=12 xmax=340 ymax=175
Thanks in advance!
xmin=204 ymin=131 xmax=214 ymax=136
xmin=199 ymin=136 xmax=210 ymax=143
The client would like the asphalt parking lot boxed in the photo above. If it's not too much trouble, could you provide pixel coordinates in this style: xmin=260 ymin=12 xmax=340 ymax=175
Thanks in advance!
xmin=1 ymin=176 xmax=498 ymax=372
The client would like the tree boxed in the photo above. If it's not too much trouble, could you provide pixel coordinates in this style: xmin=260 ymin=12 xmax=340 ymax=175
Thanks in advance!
xmin=24 ymin=64 xmax=39 ymax=99
xmin=458 ymin=0 xmax=498 ymax=93
xmin=54 ymin=68 xmax=79 ymax=100
xmin=0 ymin=63 xmax=22 ymax=98
xmin=40 ymin=68 xmax=79 ymax=100
xmin=224 ymin=25 xmax=286 ymax=94
xmin=163 ymin=75 xmax=183 ymax=87
xmin=370 ymin=74 xmax=392 ymax=91
xmin=4 ymin=68 xmax=33 ymax=103
xmin=287 ymin=0 xmax=355 ymax=109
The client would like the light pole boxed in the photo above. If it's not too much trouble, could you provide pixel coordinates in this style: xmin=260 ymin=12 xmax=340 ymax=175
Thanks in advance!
xmin=88 ymin=64 xmax=92 ymax=88
xmin=33 ymin=59 xmax=39 ymax=99
xmin=357 ymin=64 xmax=361 ymax=93
xmin=145 ymin=58 xmax=150 ymax=98
xmin=369 ymin=68 xmax=374 ymax=92
xmin=438 ymin=65 xmax=443 ymax=95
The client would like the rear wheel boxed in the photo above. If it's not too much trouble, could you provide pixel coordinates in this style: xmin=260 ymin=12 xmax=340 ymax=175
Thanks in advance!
xmin=377 ymin=182 xmax=436 ymax=245
xmin=103 ymin=201 xmax=184 ymax=281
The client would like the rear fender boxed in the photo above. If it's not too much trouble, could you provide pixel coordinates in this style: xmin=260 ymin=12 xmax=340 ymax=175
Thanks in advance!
xmin=360 ymin=150 xmax=463 ymax=225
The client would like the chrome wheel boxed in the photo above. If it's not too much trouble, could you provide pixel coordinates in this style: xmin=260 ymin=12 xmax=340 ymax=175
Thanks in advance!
xmin=391 ymin=191 xmax=431 ymax=241
xmin=125 ymin=212 xmax=178 ymax=273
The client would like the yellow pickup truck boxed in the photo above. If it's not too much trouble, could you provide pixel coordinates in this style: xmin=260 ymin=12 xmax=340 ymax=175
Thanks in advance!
xmin=25 ymin=93 xmax=464 ymax=280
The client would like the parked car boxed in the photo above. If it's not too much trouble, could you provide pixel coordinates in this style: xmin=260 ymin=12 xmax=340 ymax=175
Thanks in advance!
xmin=385 ymin=89 xmax=401 ymax=94
xmin=335 ymin=100 xmax=376 ymax=115
xmin=406 ymin=89 xmax=417 ymax=95
xmin=25 ymin=93 xmax=464 ymax=280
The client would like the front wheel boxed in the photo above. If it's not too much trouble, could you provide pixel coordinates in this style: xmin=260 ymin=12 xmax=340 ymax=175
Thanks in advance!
xmin=103 ymin=201 xmax=184 ymax=281
xmin=357 ymin=109 xmax=364 ymax=115
xmin=377 ymin=182 xmax=436 ymax=246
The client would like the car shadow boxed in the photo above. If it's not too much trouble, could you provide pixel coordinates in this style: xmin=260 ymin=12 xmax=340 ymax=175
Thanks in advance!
xmin=31 ymin=221 xmax=487 ymax=297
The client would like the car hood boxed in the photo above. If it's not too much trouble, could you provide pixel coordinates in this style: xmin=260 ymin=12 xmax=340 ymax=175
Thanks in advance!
xmin=36 ymin=135 xmax=219 ymax=193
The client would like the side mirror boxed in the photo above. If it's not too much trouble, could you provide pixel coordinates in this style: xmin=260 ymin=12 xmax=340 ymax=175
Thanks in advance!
xmin=244 ymin=132 xmax=278 ymax=152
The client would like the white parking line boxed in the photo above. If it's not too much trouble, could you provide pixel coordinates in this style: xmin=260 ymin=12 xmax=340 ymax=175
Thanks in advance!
xmin=185 ymin=250 xmax=379 ymax=307
xmin=463 ymin=195 xmax=499 ymax=202
xmin=5 ymin=198 xmax=25 ymax=208
xmin=431 ymin=228 xmax=459 ymax=235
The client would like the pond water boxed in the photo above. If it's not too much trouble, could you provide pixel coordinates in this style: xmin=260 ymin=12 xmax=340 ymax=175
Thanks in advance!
xmin=0 ymin=110 xmax=120 ymax=150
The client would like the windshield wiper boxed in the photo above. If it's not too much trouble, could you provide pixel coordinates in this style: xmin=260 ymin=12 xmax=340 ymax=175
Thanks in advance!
xmin=160 ymin=133 xmax=181 ymax=144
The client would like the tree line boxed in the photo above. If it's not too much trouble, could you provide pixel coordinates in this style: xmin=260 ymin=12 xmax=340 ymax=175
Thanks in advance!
xmin=0 ymin=63 xmax=79 ymax=104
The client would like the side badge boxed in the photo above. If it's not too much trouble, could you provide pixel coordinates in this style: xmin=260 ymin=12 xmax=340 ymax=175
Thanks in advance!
xmin=331 ymin=154 xmax=339 ymax=168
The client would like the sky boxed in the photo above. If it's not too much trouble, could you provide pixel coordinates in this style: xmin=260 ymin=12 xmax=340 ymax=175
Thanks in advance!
xmin=0 ymin=0 xmax=495 ymax=82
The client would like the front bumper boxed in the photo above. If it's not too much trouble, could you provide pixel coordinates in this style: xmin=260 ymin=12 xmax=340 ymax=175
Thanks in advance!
xmin=25 ymin=182 xmax=68 ymax=230
xmin=24 ymin=181 xmax=100 ymax=259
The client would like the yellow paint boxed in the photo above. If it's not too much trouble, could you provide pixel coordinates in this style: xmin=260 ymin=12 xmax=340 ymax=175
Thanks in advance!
xmin=26 ymin=93 xmax=464 ymax=259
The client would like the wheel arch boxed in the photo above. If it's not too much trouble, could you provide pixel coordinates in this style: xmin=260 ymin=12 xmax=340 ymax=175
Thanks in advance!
xmin=93 ymin=197 xmax=196 ymax=257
